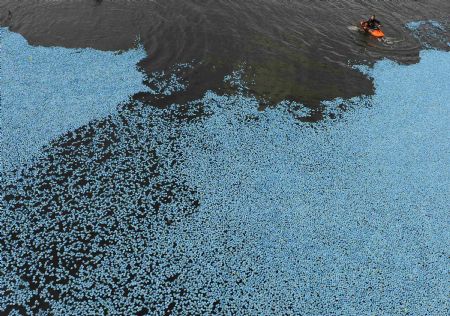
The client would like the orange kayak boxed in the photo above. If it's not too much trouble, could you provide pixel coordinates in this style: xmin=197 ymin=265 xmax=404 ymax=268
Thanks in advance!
xmin=368 ymin=28 xmax=384 ymax=38
xmin=360 ymin=21 xmax=385 ymax=38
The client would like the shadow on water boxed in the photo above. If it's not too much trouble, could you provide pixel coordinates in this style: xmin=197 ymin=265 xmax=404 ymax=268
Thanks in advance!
xmin=1 ymin=0 xmax=449 ymax=114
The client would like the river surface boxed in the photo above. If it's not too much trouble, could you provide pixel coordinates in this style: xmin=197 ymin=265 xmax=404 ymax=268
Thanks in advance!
xmin=1 ymin=0 xmax=449 ymax=112
xmin=1 ymin=1 xmax=449 ymax=315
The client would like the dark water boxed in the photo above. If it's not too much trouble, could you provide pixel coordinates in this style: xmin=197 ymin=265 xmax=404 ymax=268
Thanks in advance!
xmin=1 ymin=0 xmax=449 ymax=112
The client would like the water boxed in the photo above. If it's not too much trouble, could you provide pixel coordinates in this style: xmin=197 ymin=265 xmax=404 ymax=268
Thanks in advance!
xmin=1 ymin=0 xmax=449 ymax=109
xmin=1 ymin=1 xmax=449 ymax=315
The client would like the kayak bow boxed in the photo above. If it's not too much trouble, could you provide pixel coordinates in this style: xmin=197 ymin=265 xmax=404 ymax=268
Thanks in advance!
xmin=368 ymin=28 xmax=384 ymax=38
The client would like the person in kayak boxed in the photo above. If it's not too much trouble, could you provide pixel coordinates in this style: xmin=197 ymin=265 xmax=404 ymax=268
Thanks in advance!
xmin=362 ymin=15 xmax=382 ymax=29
